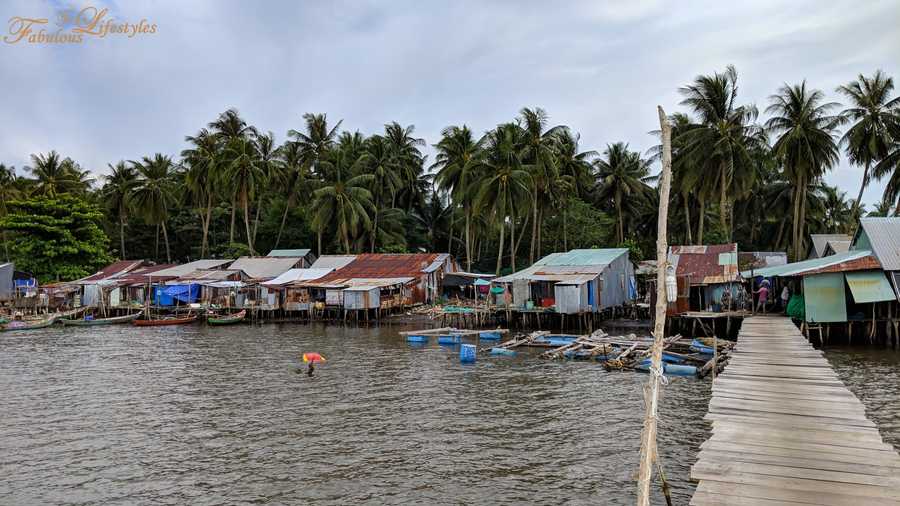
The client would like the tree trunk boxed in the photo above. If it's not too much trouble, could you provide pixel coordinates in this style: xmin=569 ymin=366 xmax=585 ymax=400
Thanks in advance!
xmin=447 ymin=207 xmax=455 ymax=255
xmin=563 ymin=203 xmax=568 ymax=251
xmin=509 ymin=212 xmax=516 ymax=273
xmin=529 ymin=188 xmax=538 ymax=264
xmin=615 ymin=191 xmax=624 ymax=244
xmin=119 ymin=217 xmax=126 ymax=260
xmin=513 ymin=210 xmax=530 ymax=263
xmin=495 ymin=221 xmax=505 ymax=276
xmin=799 ymin=179 xmax=808 ymax=261
xmin=774 ymin=216 xmax=786 ymax=250
xmin=242 ymin=191 xmax=254 ymax=255
xmin=161 ymin=221 xmax=171 ymax=263
xmin=252 ymin=194 xmax=263 ymax=246
xmin=229 ymin=196 xmax=236 ymax=243
xmin=275 ymin=198 xmax=291 ymax=249
xmin=465 ymin=211 xmax=472 ymax=272
xmin=791 ymin=181 xmax=802 ymax=261
xmin=851 ymin=161 xmax=870 ymax=219
xmin=155 ymin=223 xmax=160 ymax=261
xmin=636 ymin=106 xmax=674 ymax=506
xmin=371 ymin=206 xmax=379 ymax=253
xmin=719 ymin=160 xmax=729 ymax=239
xmin=536 ymin=206 xmax=543 ymax=259
xmin=683 ymin=193 xmax=692 ymax=244
xmin=317 ymin=228 xmax=323 ymax=256
xmin=202 ymin=194 xmax=213 ymax=257
xmin=697 ymin=196 xmax=705 ymax=244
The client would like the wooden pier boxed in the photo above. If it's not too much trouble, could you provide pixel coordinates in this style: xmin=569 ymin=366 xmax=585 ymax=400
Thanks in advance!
xmin=691 ymin=316 xmax=900 ymax=505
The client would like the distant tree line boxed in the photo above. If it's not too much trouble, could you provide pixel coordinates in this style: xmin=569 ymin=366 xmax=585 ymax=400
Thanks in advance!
xmin=1 ymin=66 xmax=899 ymax=281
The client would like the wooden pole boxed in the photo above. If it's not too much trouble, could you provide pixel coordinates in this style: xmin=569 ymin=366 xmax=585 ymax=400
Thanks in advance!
xmin=636 ymin=106 xmax=673 ymax=506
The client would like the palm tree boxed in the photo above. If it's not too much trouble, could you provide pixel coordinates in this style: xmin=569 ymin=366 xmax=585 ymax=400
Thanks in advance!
xmin=252 ymin=131 xmax=279 ymax=245
xmin=383 ymin=122 xmax=425 ymax=211
xmin=819 ymin=185 xmax=853 ymax=233
xmin=0 ymin=163 xmax=18 ymax=261
xmin=273 ymin=140 xmax=308 ymax=248
xmin=102 ymin=161 xmax=138 ymax=259
xmin=209 ymin=108 xmax=256 ymax=243
xmin=553 ymin=128 xmax=597 ymax=250
xmin=28 ymin=151 xmax=77 ymax=197
xmin=359 ymin=135 xmax=401 ymax=252
xmin=131 ymin=154 xmax=176 ymax=262
xmin=288 ymin=113 xmax=342 ymax=178
xmin=594 ymin=143 xmax=652 ymax=244
xmin=475 ymin=123 xmax=531 ymax=275
xmin=766 ymin=81 xmax=842 ymax=260
xmin=312 ymin=147 xmax=375 ymax=253
xmin=519 ymin=107 xmax=564 ymax=263
xmin=433 ymin=125 xmax=483 ymax=270
xmin=874 ymin=119 xmax=900 ymax=214
xmin=182 ymin=128 xmax=221 ymax=257
xmin=225 ymin=136 xmax=264 ymax=255
xmin=837 ymin=70 xmax=900 ymax=217
xmin=678 ymin=66 xmax=763 ymax=239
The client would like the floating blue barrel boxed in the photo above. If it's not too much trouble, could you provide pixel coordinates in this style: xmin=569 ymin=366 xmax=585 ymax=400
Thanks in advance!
xmin=406 ymin=335 xmax=428 ymax=343
xmin=438 ymin=334 xmax=462 ymax=345
xmin=479 ymin=331 xmax=501 ymax=341
xmin=460 ymin=344 xmax=477 ymax=363
xmin=690 ymin=339 xmax=715 ymax=355
xmin=664 ymin=364 xmax=697 ymax=376
xmin=490 ymin=347 xmax=516 ymax=356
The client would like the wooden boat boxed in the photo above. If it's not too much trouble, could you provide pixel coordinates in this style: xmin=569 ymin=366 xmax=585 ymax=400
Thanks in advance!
xmin=61 ymin=312 xmax=142 ymax=326
xmin=207 ymin=309 xmax=246 ymax=325
xmin=1 ymin=315 xmax=59 ymax=332
xmin=132 ymin=314 xmax=199 ymax=326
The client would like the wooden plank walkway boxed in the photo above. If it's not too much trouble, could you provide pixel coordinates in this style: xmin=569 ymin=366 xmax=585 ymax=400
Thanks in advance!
xmin=691 ymin=315 xmax=900 ymax=505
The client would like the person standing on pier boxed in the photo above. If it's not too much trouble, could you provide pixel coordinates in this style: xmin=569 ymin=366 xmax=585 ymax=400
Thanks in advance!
xmin=753 ymin=280 xmax=770 ymax=314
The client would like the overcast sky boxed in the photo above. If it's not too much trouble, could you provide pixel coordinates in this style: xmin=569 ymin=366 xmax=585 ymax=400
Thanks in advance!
xmin=2 ymin=0 xmax=898 ymax=207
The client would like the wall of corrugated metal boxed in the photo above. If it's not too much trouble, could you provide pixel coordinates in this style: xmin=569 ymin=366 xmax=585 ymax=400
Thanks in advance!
xmin=803 ymin=273 xmax=847 ymax=323
xmin=344 ymin=288 xmax=379 ymax=309
xmin=554 ymin=284 xmax=582 ymax=314
xmin=600 ymin=253 xmax=632 ymax=309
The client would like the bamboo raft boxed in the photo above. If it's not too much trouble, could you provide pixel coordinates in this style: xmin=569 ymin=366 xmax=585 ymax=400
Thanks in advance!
xmin=690 ymin=315 xmax=900 ymax=505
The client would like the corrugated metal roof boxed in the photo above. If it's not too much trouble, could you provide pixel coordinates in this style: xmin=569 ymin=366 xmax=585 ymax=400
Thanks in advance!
xmin=267 ymin=248 xmax=312 ymax=257
xmin=310 ymin=255 xmax=358 ymax=270
xmin=738 ymin=252 xmax=788 ymax=270
xmin=152 ymin=259 xmax=233 ymax=278
xmin=809 ymin=234 xmax=851 ymax=258
xmin=493 ymin=249 xmax=628 ymax=283
xmin=305 ymin=277 xmax=414 ymax=289
xmin=263 ymin=268 xmax=332 ymax=286
xmin=824 ymin=240 xmax=851 ymax=255
xmin=115 ymin=264 xmax=178 ymax=285
xmin=76 ymin=260 xmax=145 ymax=284
xmin=668 ymin=244 xmax=739 ymax=285
xmin=228 ymin=256 xmax=303 ymax=279
xmin=176 ymin=269 xmax=244 ymax=281
xmin=845 ymin=271 xmax=896 ymax=303
xmin=744 ymin=250 xmax=876 ymax=278
xmin=314 ymin=254 xmax=441 ymax=283
xmin=534 ymin=248 xmax=630 ymax=267
xmin=857 ymin=217 xmax=900 ymax=271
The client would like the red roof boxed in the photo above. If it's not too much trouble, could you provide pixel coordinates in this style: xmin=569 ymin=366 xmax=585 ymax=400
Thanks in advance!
xmin=78 ymin=260 xmax=145 ymax=283
xmin=669 ymin=244 xmax=740 ymax=285
xmin=314 ymin=253 xmax=440 ymax=283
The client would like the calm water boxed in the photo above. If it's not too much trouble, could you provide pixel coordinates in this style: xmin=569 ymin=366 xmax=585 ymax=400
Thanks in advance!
xmin=0 ymin=323 xmax=711 ymax=505
xmin=825 ymin=346 xmax=900 ymax=451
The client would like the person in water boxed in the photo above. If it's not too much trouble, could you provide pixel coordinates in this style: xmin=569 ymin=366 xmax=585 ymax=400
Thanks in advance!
xmin=307 ymin=361 xmax=315 ymax=377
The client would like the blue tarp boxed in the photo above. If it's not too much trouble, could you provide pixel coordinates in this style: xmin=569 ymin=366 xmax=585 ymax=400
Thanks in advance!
xmin=153 ymin=284 xmax=200 ymax=306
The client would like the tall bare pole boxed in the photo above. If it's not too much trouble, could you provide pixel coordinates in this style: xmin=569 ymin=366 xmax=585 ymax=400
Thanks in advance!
xmin=636 ymin=106 xmax=673 ymax=506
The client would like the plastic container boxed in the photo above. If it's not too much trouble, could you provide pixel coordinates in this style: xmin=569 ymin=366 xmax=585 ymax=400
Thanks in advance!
xmin=490 ymin=347 xmax=516 ymax=356
xmin=438 ymin=334 xmax=462 ymax=345
xmin=406 ymin=335 xmax=428 ymax=343
xmin=479 ymin=331 xmax=501 ymax=341
xmin=460 ymin=344 xmax=477 ymax=363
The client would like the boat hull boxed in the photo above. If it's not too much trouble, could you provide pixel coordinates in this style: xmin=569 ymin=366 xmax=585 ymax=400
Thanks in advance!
xmin=207 ymin=310 xmax=246 ymax=325
xmin=133 ymin=315 xmax=199 ymax=326
xmin=61 ymin=313 xmax=142 ymax=326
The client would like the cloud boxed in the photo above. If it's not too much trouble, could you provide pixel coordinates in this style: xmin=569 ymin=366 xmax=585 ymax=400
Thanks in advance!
xmin=0 ymin=0 xmax=897 ymax=207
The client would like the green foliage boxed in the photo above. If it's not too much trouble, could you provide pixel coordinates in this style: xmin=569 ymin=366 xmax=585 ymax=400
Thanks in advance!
xmin=0 ymin=195 xmax=112 ymax=282
xmin=616 ymin=239 xmax=644 ymax=262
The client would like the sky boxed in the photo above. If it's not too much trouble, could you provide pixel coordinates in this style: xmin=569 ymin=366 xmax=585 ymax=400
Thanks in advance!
xmin=1 ymin=0 xmax=899 ymax=208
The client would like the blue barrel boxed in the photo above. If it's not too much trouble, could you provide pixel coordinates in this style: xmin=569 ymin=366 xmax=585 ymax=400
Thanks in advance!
xmin=490 ymin=347 xmax=516 ymax=356
xmin=479 ymin=331 xmax=501 ymax=341
xmin=460 ymin=344 xmax=477 ymax=363
xmin=663 ymin=364 xmax=698 ymax=376
xmin=406 ymin=335 xmax=428 ymax=343
xmin=438 ymin=334 xmax=462 ymax=345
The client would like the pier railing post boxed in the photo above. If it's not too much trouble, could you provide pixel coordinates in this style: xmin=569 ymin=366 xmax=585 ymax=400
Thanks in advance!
xmin=636 ymin=106 xmax=673 ymax=506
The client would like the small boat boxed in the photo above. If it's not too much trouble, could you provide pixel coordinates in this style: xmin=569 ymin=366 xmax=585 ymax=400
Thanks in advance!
xmin=133 ymin=314 xmax=199 ymax=326
xmin=1 ymin=315 xmax=59 ymax=332
xmin=61 ymin=312 xmax=142 ymax=326
xmin=207 ymin=310 xmax=246 ymax=325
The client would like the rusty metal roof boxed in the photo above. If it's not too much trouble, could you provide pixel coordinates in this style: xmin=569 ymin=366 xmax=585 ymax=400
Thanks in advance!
xmin=314 ymin=254 xmax=441 ymax=283
xmin=152 ymin=259 xmax=233 ymax=278
xmin=114 ymin=264 xmax=178 ymax=285
xmin=668 ymin=243 xmax=739 ymax=285
xmin=76 ymin=260 xmax=146 ymax=284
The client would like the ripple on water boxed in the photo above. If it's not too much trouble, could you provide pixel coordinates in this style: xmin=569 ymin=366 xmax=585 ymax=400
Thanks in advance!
xmin=0 ymin=324 xmax=712 ymax=505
